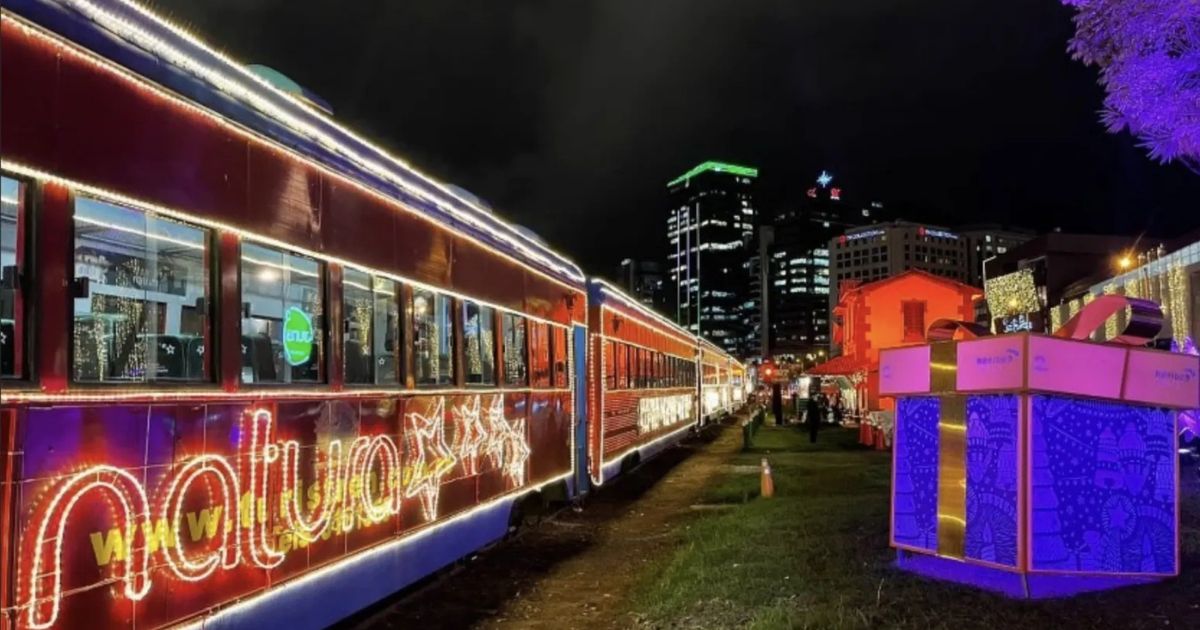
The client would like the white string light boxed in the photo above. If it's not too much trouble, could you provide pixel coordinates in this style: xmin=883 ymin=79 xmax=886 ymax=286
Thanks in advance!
xmin=36 ymin=2 xmax=584 ymax=284
xmin=280 ymin=438 xmax=344 ymax=544
xmin=23 ymin=467 xmax=152 ymax=629
xmin=0 ymin=22 xmax=588 ymax=316
xmin=403 ymin=398 xmax=457 ymax=520
xmin=0 ymin=158 xmax=583 ymax=332
xmin=16 ymin=401 xmax=549 ymax=627
xmin=160 ymin=455 xmax=242 ymax=581
xmin=1 ymin=383 xmax=569 ymax=405
xmin=242 ymin=409 xmax=286 ymax=569
xmin=452 ymin=396 xmax=488 ymax=476
xmin=172 ymin=469 xmax=572 ymax=630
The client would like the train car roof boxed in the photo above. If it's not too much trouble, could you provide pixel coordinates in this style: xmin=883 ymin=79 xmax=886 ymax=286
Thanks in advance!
xmin=6 ymin=0 xmax=584 ymax=285
xmin=589 ymin=279 xmax=740 ymax=363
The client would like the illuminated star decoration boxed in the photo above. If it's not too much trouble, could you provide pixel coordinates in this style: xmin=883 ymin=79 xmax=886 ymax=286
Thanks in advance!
xmin=501 ymin=418 xmax=531 ymax=486
xmin=816 ymin=170 xmax=834 ymax=188
xmin=452 ymin=396 xmax=489 ymax=475
xmin=484 ymin=397 xmax=530 ymax=485
xmin=403 ymin=397 xmax=457 ymax=520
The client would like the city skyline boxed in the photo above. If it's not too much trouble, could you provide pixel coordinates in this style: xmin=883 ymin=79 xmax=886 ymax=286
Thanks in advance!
xmin=153 ymin=0 xmax=1200 ymax=273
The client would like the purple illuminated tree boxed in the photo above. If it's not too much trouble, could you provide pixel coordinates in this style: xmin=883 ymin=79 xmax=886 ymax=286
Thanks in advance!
xmin=1061 ymin=1 xmax=1200 ymax=173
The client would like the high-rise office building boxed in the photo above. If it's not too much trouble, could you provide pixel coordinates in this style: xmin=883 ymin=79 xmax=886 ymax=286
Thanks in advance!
xmin=617 ymin=258 xmax=666 ymax=312
xmin=763 ymin=171 xmax=875 ymax=359
xmin=666 ymin=161 xmax=758 ymax=357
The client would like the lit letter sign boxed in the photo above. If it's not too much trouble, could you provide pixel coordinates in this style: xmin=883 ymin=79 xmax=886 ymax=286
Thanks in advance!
xmin=637 ymin=394 xmax=694 ymax=433
xmin=17 ymin=396 xmax=530 ymax=628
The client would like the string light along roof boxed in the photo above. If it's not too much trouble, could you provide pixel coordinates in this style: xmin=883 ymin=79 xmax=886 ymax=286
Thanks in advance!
xmin=590 ymin=279 xmax=737 ymax=363
xmin=667 ymin=161 xmax=759 ymax=187
xmin=9 ymin=0 xmax=583 ymax=283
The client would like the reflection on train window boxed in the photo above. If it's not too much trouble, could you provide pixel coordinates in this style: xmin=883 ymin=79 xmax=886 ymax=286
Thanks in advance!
xmin=1 ymin=176 xmax=25 ymax=379
xmin=604 ymin=340 xmax=616 ymax=390
xmin=240 ymin=242 xmax=323 ymax=384
xmin=616 ymin=343 xmax=628 ymax=389
xmin=502 ymin=312 xmax=527 ymax=387
xmin=72 ymin=197 xmax=210 ymax=383
xmin=463 ymin=300 xmax=495 ymax=385
xmin=530 ymin=321 xmax=551 ymax=388
xmin=550 ymin=325 xmax=568 ymax=387
xmin=344 ymin=269 xmax=399 ymax=385
xmin=413 ymin=289 xmax=453 ymax=386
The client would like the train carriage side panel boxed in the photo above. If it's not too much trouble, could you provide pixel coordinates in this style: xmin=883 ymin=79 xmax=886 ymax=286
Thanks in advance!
xmin=587 ymin=281 xmax=698 ymax=485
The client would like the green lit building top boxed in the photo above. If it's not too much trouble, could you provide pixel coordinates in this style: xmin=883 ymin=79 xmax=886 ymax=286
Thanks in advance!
xmin=666 ymin=161 xmax=759 ymax=188
xmin=666 ymin=160 xmax=760 ymax=358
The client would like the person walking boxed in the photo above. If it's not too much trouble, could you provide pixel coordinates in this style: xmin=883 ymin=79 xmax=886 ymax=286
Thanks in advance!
xmin=805 ymin=397 xmax=821 ymax=444
xmin=833 ymin=398 xmax=844 ymax=426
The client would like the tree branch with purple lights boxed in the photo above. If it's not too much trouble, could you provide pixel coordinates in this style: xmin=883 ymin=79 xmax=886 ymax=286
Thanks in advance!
xmin=1062 ymin=0 xmax=1200 ymax=173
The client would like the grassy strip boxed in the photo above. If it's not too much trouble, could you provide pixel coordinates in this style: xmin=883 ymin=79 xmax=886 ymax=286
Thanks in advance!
xmin=630 ymin=425 xmax=1200 ymax=629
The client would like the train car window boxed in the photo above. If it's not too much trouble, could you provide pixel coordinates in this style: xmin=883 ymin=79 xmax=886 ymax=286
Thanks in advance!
xmin=343 ymin=268 xmax=373 ymax=384
xmin=1 ymin=176 xmax=26 ymax=379
xmin=633 ymin=345 xmax=643 ymax=386
xmin=616 ymin=343 xmax=628 ymax=389
xmin=413 ymin=289 xmax=454 ymax=386
xmin=502 ymin=313 xmax=527 ymax=386
xmin=463 ymin=300 xmax=496 ymax=385
xmin=627 ymin=346 xmax=636 ymax=389
xmin=530 ymin=321 xmax=551 ymax=388
xmin=550 ymin=325 xmax=568 ymax=387
xmin=343 ymin=269 xmax=398 ymax=385
xmin=373 ymin=276 xmax=400 ymax=384
xmin=604 ymin=340 xmax=616 ymax=390
xmin=73 ymin=197 xmax=211 ymax=383
xmin=240 ymin=242 xmax=323 ymax=384
xmin=644 ymin=350 xmax=652 ymax=388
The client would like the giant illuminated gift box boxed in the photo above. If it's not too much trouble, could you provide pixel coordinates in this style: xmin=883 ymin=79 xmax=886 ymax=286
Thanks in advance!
xmin=879 ymin=296 xmax=1199 ymax=598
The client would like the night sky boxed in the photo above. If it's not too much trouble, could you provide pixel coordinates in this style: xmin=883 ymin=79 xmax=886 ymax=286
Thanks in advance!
xmin=157 ymin=0 xmax=1200 ymax=273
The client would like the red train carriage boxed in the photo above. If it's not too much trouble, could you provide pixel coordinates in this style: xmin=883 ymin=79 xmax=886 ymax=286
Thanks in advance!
xmin=0 ymin=2 xmax=588 ymax=629
xmin=586 ymin=280 xmax=702 ymax=484
xmin=730 ymin=361 xmax=748 ymax=406
xmin=699 ymin=339 xmax=744 ymax=419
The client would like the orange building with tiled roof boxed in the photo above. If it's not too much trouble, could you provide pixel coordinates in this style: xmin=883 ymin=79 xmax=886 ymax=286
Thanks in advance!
xmin=811 ymin=269 xmax=982 ymax=412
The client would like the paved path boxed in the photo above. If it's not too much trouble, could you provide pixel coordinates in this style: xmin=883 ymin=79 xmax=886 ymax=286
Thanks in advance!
xmin=344 ymin=412 xmax=749 ymax=629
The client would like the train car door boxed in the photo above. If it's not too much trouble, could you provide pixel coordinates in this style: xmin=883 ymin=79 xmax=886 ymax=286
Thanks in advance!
xmin=573 ymin=324 xmax=590 ymax=495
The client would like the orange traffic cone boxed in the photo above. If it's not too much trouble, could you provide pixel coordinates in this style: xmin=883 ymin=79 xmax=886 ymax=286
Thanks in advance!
xmin=760 ymin=457 xmax=775 ymax=499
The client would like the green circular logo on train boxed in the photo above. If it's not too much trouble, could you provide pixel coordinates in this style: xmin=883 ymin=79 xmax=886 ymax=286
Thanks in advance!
xmin=282 ymin=306 xmax=315 ymax=366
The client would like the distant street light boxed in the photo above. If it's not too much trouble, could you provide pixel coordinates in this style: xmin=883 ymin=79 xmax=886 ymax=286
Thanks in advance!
xmin=1117 ymin=254 xmax=1133 ymax=271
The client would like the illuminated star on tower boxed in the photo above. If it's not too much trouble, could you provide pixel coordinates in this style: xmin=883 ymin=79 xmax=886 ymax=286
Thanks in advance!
xmin=816 ymin=170 xmax=834 ymax=188
xmin=452 ymin=396 xmax=488 ymax=475
xmin=404 ymin=397 xmax=457 ymax=520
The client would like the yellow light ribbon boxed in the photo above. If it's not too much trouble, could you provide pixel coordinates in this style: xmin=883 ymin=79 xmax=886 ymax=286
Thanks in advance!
xmin=930 ymin=341 xmax=967 ymax=559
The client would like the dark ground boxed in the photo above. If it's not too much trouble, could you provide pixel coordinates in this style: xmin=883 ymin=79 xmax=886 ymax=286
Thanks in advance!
xmin=339 ymin=418 xmax=1200 ymax=629
xmin=340 ymin=413 xmax=748 ymax=630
